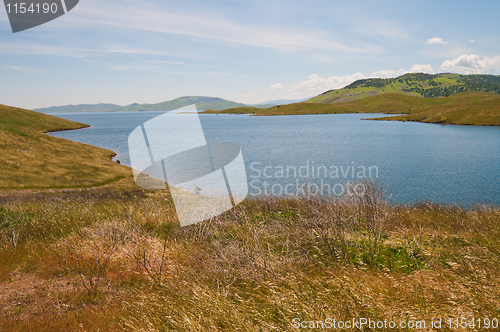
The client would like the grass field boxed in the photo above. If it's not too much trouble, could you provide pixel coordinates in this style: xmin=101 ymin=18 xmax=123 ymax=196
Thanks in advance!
xmin=1 ymin=185 xmax=499 ymax=331
xmin=0 ymin=103 xmax=132 ymax=189
xmin=205 ymin=92 xmax=500 ymax=126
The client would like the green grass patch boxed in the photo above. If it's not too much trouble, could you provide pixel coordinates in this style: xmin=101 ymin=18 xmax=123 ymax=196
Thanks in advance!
xmin=0 ymin=103 xmax=132 ymax=189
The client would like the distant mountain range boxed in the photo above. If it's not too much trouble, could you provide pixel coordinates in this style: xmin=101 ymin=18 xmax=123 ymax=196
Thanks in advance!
xmin=33 ymin=96 xmax=247 ymax=113
xmin=34 ymin=103 xmax=122 ymax=113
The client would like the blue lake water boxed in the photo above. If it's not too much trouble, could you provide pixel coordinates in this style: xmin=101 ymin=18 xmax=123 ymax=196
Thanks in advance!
xmin=48 ymin=112 xmax=500 ymax=207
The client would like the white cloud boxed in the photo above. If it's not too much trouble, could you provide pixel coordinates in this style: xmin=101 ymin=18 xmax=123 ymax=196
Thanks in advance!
xmin=469 ymin=39 xmax=475 ymax=43
xmin=67 ymin=3 xmax=375 ymax=53
xmin=109 ymin=65 xmax=158 ymax=71
xmin=371 ymin=69 xmax=404 ymax=78
xmin=268 ymin=73 xmax=366 ymax=93
xmin=228 ymin=92 xmax=261 ymax=104
xmin=441 ymin=54 xmax=500 ymax=74
xmin=253 ymin=63 xmax=437 ymax=104
xmin=369 ymin=21 xmax=409 ymax=40
xmin=427 ymin=37 xmax=448 ymax=45
xmin=2 ymin=65 xmax=39 ymax=72
xmin=371 ymin=64 xmax=434 ymax=78
xmin=269 ymin=83 xmax=284 ymax=90
xmin=241 ymin=93 xmax=256 ymax=98
xmin=269 ymin=65 xmax=436 ymax=96
xmin=144 ymin=60 xmax=189 ymax=65
xmin=408 ymin=64 xmax=434 ymax=73
xmin=0 ymin=42 xmax=164 ymax=58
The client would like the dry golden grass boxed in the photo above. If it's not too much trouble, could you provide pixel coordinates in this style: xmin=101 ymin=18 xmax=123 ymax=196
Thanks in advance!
xmin=0 ymin=184 xmax=499 ymax=331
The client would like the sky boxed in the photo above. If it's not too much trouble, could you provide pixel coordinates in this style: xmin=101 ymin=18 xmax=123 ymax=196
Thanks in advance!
xmin=1 ymin=0 xmax=499 ymax=109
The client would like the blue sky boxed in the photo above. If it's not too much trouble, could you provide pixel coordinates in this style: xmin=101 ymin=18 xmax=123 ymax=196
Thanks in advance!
xmin=1 ymin=0 xmax=499 ymax=109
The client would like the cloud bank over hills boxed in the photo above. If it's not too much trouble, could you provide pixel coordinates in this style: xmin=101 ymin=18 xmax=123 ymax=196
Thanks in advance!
xmin=267 ymin=54 xmax=500 ymax=100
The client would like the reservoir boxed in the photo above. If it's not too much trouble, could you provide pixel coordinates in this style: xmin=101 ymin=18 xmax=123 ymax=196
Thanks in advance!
xmin=48 ymin=112 xmax=500 ymax=207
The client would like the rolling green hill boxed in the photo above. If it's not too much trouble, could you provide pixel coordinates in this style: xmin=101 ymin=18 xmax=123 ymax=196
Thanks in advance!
xmin=116 ymin=96 xmax=246 ymax=111
xmin=204 ymin=92 xmax=500 ymax=126
xmin=307 ymin=73 xmax=500 ymax=104
xmin=0 ymin=103 xmax=131 ymax=188
xmin=34 ymin=96 xmax=246 ymax=113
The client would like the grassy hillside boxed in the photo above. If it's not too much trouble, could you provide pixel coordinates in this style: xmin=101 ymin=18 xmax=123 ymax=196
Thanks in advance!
xmin=0 ymin=103 xmax=131 ymax=189
xmin=35 ymin=96 xmax=247 ymax=113
xmin=206 ymin=92 xmax=500 ymax=125
xmin=366 ymin=92 xmax=500 ymax=125
xmin=308 ymin=73 xmax=500 ymax=104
